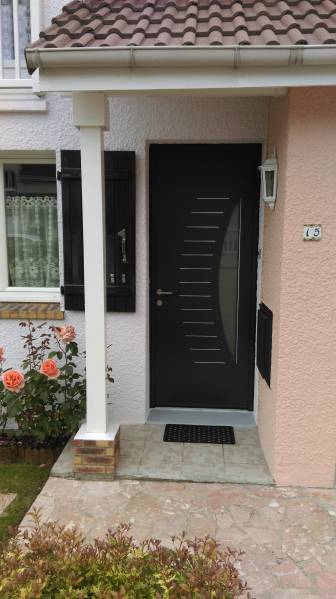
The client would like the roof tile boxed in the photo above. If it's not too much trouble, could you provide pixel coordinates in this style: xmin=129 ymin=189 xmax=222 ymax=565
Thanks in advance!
xmin=260 ymin=27 xmax=280 ymax=44
xmin=29 ymin=0 xmax=336 ymax=50
xmin=287 ymin=25 xmax=308 ymax=42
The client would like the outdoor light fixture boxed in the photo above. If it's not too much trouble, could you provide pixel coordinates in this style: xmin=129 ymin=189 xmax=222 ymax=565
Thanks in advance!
xmin=259 ymin=150 xmax=278 ymax=210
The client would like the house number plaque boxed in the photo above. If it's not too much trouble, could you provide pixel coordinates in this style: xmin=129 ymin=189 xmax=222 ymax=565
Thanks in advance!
xmin=303 ymin=224 xmax=322 ymax=241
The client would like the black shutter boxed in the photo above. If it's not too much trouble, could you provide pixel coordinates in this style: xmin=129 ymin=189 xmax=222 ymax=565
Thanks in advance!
xmin=60 ymin=150 xmax=136 ymax=312
xmin=60 ymin=151 xmax=84 ymax=310
xmin=256 ymin=303 xmax=273 ymax=387
xmin=105 ymin=151 xmax=136 ymax=312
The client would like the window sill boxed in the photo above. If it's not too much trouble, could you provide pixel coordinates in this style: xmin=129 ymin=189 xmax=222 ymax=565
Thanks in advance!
xmin=0 ymin=288 xmax=60 ymax=303
xmin=0 ymin=86 xmax=47 ymax=112
xmin=0 ymin=302 xmax=64 ymax=320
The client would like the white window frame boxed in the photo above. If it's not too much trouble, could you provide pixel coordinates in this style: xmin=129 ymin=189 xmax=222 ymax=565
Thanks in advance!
xmin=0 ymin=0 xmax=40 ymax=80
xmin=0 ymin=1 xmax=45 ymax=111
xmin=0 ymin=152 xmax=60 ymax=303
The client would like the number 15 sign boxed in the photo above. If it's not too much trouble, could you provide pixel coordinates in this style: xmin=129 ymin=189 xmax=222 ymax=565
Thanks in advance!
xmin=303 ymin=224 xmax=322 ymax=241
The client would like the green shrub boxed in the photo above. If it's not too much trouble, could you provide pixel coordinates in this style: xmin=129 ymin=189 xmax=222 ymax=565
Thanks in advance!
xmin=0 ymin=512 xmax=252 ymax=598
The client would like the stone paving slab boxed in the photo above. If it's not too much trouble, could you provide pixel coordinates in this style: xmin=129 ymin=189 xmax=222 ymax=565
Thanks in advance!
xmin=52 ymin=424 xmax=273 ymax=485
xmin=0 ymin=493 xmax=16 ymax=514
xmin=119 ymin=425 xmax=273 ymax=484
xmin=20 ymin=478 xmax=336 ymax=598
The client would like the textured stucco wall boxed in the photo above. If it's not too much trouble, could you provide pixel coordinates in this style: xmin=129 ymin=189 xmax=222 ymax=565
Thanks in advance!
xmin=0 ymin=90 xmax=268 ymax=423
xmin=258 ymin=94 xmax=289 ymax=476
xmin=259 ymin=88 xmax=336 ymax=487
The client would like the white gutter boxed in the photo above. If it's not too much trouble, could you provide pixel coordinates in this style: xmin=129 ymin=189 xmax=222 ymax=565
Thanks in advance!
xmin=25 ymin=45 xmax=336 ymax=94
xmin=26 ymin=44 xmax=336 ymax=73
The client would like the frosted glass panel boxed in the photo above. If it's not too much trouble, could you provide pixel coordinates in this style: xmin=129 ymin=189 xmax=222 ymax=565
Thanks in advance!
xmin=218 ymin=201 xmax=240 ymax=361
xmin=265 ymin=170 xmax=274 ymax=197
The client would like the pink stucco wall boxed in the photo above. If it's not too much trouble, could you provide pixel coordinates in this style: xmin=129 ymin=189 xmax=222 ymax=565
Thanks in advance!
xmin=258 ymin=88 xmax=336 ymax=487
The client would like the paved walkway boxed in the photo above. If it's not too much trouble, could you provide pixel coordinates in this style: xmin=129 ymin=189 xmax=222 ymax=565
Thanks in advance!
xmin=21 ymin=478 xmax=336 ymax=598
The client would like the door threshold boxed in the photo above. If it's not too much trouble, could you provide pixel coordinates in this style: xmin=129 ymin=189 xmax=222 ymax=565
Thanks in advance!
xmin=147 ymin=408 xmax=256 ymax=428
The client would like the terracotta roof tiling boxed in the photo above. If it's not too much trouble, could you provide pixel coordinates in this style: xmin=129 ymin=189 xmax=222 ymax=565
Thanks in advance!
xmin=29 ymin=0 xmax=336 ymax=49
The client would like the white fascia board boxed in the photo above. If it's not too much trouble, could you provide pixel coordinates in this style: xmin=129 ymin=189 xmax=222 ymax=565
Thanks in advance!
xmin=25 ymin=45 xmax=336 ymax=93
xmin=35 ymin=65 xmax=336 ymax=94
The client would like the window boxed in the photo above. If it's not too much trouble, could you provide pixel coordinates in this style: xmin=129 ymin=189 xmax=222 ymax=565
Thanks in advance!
xmin=1 ymin=0 xmax=31 ymax=80
xmin=0 ymin=1 xmax=45 ymax=111
xmin=0 ymin=157 xmax=60 ymax=302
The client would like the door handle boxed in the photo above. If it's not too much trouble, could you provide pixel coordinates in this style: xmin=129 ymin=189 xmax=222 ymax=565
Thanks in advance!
xmin=156 ymin=289 xmax=173 ymax=296
xmin=117 ymin=228 xmax=127 ymax=264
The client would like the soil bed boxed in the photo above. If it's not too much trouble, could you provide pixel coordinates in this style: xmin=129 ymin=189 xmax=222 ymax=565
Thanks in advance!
xmin=0 ymin=433 xmax=67 ymax=465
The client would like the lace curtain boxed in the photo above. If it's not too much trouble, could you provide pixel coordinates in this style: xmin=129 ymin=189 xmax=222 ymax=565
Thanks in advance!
xmin=5 ymin=195 xmax=59 ymax=288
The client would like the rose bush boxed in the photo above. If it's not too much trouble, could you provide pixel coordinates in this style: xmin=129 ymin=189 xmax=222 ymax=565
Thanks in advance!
xmin=54 ymin=325 xmax=76 ymax=344
xmin=2 ymin=370 xmax=25 ymax=394
xmin=40 ymin=359 xmax=60 ymax=380
xmin=0 ymin=321 xmax=105 ymax=447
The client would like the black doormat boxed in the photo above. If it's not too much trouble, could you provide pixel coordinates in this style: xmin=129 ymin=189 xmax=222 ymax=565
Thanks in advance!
xmin=163 ymin=424 xmax=235 ymax=444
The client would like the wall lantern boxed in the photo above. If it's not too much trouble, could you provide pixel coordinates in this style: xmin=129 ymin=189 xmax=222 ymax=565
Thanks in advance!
xmin=259 ymin=151 xmax=278 ymax=210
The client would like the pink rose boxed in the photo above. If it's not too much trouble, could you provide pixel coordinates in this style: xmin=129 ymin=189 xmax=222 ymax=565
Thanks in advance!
xmin=0 ymin=347 xmax=4 ymax=364
xmin=54 ymin=325 xmax=76 ymax=344
xmin=40 ymin=359 xmax=60 ymax=379
xmin=2 ymin=370 xmax=25 ymax=393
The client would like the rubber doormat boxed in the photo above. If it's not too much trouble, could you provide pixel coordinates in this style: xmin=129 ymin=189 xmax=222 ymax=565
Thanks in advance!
xmin=163 ymin=424 xmax=235 ymax=444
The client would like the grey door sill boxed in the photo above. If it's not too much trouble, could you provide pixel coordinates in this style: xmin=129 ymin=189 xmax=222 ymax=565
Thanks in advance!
xmin=147 ymin=408 xmax=255 ymax=427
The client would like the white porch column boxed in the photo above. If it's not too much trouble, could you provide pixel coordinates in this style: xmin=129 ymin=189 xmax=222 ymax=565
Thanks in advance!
xmin=73 ymin=92 xmax=109 ymax=433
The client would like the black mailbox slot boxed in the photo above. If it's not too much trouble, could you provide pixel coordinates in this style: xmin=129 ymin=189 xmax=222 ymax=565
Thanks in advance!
xmin=257 ymin=303 xmax=273 ymax=387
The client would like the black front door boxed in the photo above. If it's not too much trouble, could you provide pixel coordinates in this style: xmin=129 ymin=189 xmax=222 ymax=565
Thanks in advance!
xmin=150 ymin=144 xmax=261 ymax=410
